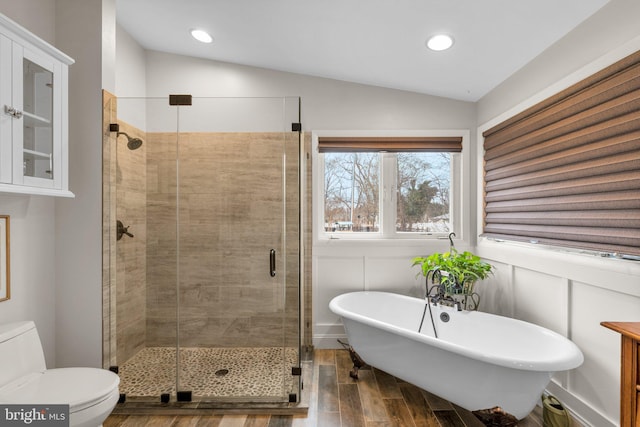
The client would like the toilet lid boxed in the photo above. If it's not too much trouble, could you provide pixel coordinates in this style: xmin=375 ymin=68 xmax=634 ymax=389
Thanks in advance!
xmin=0 ymin=368 xmax=120 ymax=413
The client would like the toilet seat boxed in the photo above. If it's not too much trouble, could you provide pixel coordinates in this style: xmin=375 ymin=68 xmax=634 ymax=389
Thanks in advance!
xmin=0 ymin=367 xmax=120 ymax=413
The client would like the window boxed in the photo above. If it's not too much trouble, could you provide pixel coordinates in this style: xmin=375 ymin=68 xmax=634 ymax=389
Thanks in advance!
xmin=316 ymin=134 xmax=463 ymax=239
xmin=482 ymin=49 xmax=640 ymax=257
xmin=324 ymin=152 xmax=380 ymax=233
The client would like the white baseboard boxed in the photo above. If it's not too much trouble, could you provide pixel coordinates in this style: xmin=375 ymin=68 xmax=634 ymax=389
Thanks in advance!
xmin=314 ymin=322 xmax=348 ymax=349
xmin=546 ymin=382 xmax=617 ymax=427
xmin=313 ymin=334 xmax=348 ymax=349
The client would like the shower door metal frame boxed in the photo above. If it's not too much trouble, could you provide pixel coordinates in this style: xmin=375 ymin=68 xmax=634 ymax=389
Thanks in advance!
xmin=174 ymin=96 xmax=301 ymax=404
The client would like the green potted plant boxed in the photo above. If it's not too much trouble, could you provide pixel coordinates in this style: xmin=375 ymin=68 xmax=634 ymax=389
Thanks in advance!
xmin=412 ymin=248 xmax=493 ymax=310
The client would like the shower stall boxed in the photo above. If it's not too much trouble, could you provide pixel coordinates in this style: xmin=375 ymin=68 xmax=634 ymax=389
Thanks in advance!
xmin=102 ymin=93 xmax=302 ymax=407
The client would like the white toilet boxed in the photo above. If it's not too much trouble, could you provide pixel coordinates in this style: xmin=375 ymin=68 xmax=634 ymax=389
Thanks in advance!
xmin=0 ymin=321 xmax=120 ymax=427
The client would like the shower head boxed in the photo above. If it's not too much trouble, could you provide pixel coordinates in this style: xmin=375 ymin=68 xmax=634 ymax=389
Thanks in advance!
xmin=116 ymin=131 xmax=143 ymax=150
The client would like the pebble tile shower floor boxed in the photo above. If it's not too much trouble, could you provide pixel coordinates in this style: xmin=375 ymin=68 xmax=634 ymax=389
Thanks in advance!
xmin=119 ymin=347 xmax=298 ymax=398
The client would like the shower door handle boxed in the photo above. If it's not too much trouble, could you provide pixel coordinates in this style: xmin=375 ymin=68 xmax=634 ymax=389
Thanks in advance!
xmin=270 ymin=249 xmax=276 ymax=277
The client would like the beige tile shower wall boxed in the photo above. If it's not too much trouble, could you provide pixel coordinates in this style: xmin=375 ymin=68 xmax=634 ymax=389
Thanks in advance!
xmin=114 ymin=121 xmax=147 ymax=363
xmin=145 ymin=131 xmax=178 ymax=347
xmin=146 ymin=132 xmax=300 ymax=349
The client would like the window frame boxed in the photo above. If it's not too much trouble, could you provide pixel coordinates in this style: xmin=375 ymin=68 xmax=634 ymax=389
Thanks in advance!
xmin=312 ymin=130 xmax=468 ymax=244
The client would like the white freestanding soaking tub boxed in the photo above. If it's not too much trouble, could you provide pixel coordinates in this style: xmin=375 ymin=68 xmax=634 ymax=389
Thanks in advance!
xmin=329 ymin=291 xmax=583 ymax=419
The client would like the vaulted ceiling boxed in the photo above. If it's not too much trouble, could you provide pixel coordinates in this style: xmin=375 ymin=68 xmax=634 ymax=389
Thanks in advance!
xmin=117 ymin=0 xmax=609 ymax=102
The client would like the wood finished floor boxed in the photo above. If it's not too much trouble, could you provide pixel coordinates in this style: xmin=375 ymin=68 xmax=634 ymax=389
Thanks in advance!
xmin=105 ymin=349 xmax=545 ymax=427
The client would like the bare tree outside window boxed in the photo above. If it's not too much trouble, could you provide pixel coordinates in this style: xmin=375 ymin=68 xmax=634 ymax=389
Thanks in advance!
xmin=324 ymin=153 xmax=379 ymax=232
xmin=397 ymin=152 xmax=451 ymax=233
xmin=323 ymin=151 xmax=451 ymax=234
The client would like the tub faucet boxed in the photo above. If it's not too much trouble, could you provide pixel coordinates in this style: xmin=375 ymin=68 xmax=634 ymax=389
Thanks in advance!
xmin=430 ymin=283 xmax=449 ymax=305
xmin=429 ymin=283 xmax=462 ymax=311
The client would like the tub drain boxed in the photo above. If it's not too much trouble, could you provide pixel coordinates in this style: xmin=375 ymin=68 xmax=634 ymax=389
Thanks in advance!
xmin=215 ymin=369 xmax=229 ymax=377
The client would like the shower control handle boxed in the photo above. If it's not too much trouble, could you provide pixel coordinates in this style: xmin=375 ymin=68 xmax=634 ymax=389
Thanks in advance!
xmin=116 ymin=220 xmax=134 ymax=241
xmin=270 ymin=249 xmax=276 ymax=277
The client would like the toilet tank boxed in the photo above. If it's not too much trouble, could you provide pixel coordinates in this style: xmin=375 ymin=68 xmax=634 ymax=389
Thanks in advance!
xmin=0 ymin=321 xmax=47 ymax=387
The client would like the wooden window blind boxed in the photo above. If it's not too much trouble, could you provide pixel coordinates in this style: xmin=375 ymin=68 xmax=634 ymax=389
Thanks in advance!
xmin=318 ymin=136 xmax=463 ymax=153
xmin=482 ymin=50 xmax=640 ymax=257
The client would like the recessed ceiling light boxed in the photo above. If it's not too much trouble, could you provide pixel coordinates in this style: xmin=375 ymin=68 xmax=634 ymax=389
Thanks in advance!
xmin=426 ymin=34 xmax=454 ymax=51
xmin=191 ymin=29 xmax=213 ymax=44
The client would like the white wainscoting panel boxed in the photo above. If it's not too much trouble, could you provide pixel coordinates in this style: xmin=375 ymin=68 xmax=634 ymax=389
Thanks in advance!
xmin=512 ymin=268 xmax=568 ymax=336
xmin=569 ymin=281 xmax=640 ymax=424
xmin=365 ymin=256 xmax=423 ymax=297
xmin=313 ymin=255 xmax=364 ymax=347
xmin=476 ymin=260 xmax=512 ymax=316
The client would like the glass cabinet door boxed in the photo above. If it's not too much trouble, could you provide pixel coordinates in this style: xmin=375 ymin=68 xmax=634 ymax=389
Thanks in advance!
xmin=11 ymin=47 xmax=62 ymax=189
xmin=21 ymin=57 xmax=54 ymax=181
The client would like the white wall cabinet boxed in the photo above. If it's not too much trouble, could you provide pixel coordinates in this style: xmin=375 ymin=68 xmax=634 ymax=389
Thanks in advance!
xmin=0 ymin=14 xmax=74 ymax=197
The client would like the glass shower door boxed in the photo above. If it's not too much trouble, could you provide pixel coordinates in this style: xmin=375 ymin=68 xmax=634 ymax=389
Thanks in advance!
xmin=175 ymin=97 xmax=300 ymax=403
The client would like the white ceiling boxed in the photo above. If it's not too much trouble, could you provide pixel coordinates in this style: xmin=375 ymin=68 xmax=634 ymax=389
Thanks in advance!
xmin=116 ymin=0 xmax=609 ymax=102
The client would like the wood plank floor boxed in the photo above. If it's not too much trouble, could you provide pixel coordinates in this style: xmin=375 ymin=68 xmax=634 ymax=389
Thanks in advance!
xmin=105 ymin=349 xmax=545 ymax=427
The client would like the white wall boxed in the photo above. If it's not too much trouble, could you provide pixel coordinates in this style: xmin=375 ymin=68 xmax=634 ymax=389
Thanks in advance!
xmin=0 ymin=0 xmax=59 ymax=368
xmin=54 ymin=0 xmax=115 ymax=368
xmin=0 ymin=0 xmax=55 ymax=44
xmin=0 ymin=195 xmax=56 ymax=366
xmin=476 ymin=1 xmax=640 ymax=426
xmin=144 ymin=50 xmax=476 ymax=132
xmin=477 ymin=0 xmax=640 ymax=125
xmin=115 ymin=23 xmax=146 ymax=128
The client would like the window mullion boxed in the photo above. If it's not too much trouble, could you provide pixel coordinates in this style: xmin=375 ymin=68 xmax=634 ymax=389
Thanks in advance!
xmin=381 ymin=153 xmax=396 ymax=238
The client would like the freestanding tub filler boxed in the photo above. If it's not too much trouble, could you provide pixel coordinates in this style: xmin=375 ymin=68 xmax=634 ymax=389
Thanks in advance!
xmin=329 ymin=291 xmax=583 ymax=419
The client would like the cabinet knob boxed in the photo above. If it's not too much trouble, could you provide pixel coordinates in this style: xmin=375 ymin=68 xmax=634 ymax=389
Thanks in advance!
xmin=3 ymin=105 xmax=23 ymax=119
